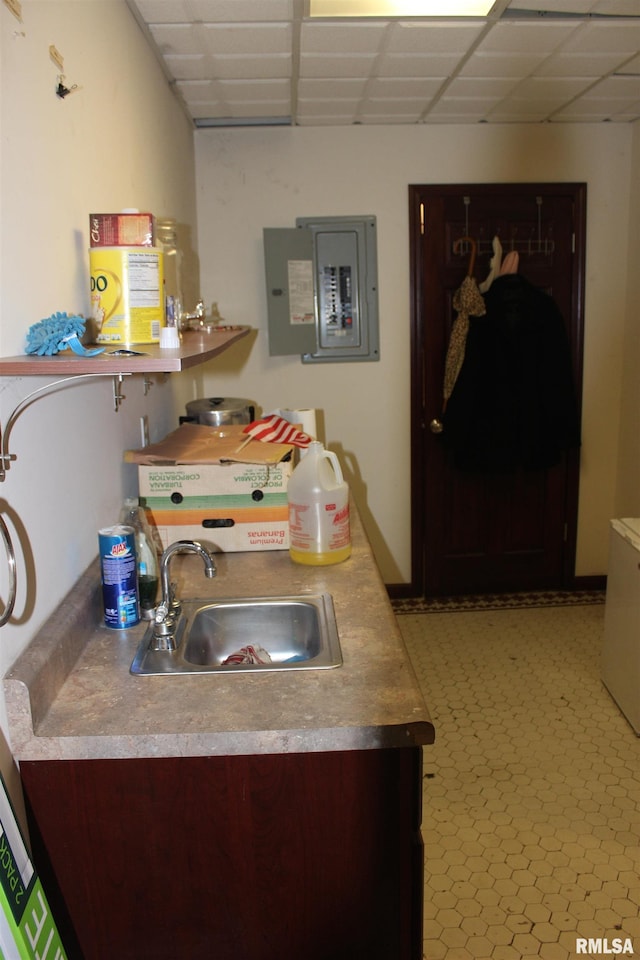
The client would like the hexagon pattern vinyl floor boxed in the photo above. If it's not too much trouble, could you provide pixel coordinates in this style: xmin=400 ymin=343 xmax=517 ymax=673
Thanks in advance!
xmin=398 ymin=603 xmax=640 ymax=960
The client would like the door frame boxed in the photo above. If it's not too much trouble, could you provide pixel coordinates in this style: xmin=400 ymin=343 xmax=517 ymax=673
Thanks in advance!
xmin=407 ymin=182 xmax=587 ymax=598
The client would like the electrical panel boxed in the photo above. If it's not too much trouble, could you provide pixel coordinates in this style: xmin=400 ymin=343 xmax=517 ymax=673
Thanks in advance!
xmin=263 ymin=215 xmax=379 ymax=363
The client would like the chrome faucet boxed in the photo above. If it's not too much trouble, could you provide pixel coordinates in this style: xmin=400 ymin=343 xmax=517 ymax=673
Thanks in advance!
xmin=151 ymin=540 xmax=216 ymax=651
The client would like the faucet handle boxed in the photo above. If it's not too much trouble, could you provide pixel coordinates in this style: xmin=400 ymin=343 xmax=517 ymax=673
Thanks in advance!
xmin=150 ymin=601 xmax=178 ymax=651
xmin=155 ymin=601 xmax=169 ymax=623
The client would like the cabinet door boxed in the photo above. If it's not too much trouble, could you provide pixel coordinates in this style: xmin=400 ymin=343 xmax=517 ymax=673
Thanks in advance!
xmin=21 ymin=748 xmax=423 ymax=960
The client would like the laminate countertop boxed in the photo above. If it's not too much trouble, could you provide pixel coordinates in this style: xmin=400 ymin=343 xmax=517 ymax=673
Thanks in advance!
xmin=4 ymin=508 xmax=434 ymax=761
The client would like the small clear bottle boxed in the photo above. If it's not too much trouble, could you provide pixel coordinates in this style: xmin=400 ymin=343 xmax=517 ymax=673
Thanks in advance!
xmin=155 ymin=218 xmax=183 ymax=330
xmin=120 ymin=498 xmax=160 ymax=618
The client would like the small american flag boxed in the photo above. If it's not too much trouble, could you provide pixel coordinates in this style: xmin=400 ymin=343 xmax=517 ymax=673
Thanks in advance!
xmin=242 ymin=414 xmax=314 ymax=448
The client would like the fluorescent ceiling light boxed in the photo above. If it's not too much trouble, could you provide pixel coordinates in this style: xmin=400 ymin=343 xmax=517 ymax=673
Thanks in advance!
xmin=309 ymin=0 xmax=495 ymax=16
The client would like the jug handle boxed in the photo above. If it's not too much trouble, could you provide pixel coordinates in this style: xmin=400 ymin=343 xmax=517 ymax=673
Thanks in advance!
xmin=323 ymin=449 xmax=344 ymax=486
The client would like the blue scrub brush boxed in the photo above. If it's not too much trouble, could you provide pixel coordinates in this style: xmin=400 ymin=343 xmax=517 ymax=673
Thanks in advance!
xmin=25 ymin=312 xmax=105 ymax=357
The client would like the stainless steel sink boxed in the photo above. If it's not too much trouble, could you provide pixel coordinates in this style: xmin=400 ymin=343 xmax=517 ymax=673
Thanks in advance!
xmin=130 ymin=594 xmax=342 ymax=676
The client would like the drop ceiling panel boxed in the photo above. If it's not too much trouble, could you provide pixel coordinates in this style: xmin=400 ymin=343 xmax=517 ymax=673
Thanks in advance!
xmin=127 ymin=0 xmax=640 ymax=125
xmin=474 ymin=21 xmax=579 ymax=54
xmin=133 ymin=0 xmax=293 ymax=22
xmin=509 ymin=0 xmax=640 ymax=13
xmin=460 ymin=52 xmax=559 ymax=77
xmin=300 ymin=54 xmax=379 ymax=77
xmin=298 ymin=78 xmax=370 ymax=97
xmin=620 ymin=53 xmax=640 ymax=73
xmin=559 ymin=21 xmax=640 ymax=56
xmin=377 ymin=53 xmax=470 ymax=76
xmin=300 ymin=21 xmax=389 ymax=53
xmin=201 ymin=23 xmax=292 ymax=56
xmin=383 ymin=21 xmax=487 ymax=53
xmin=445 ymin=76 xmax=527 ymax=97
xmin=366 ymin=76 xmax=446 ymax=97
xmin=534 ymin=52 xmax=630 ymax=76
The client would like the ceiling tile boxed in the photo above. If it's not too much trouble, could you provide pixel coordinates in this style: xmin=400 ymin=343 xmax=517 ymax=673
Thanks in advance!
xmin=515 ymin=76 xmax=598 ymax=99
xmin=217 ymin=79 xmax=291 ymax=100
xmin=445 ymin=76 xmax=522 ymax=97
xmin=297 ymin=101 xmax=359 ymax=121
xmin=487 ymin=103 xmax=557 ymax=121
xmin=366 ymin=77 xmax=445 ymax=97
xmin=360 ymin=100 xmax=426 ymax=120
xmin=300 ymin=21 xmax=389 ymax=54
xmin=300 ymin=53 xmax=378 ymax=78
xmin=618 ymin=53 xmax=640 ymax=73
xmin=149 ymin=23 xmax=207 ymax=56
xmin=587 ymin=74 xmax=640 ymax=100
xmin=376 ymin=52 xmax=469 ymax=76
xmin=589 ymin=0 xmax=640 ymax=12
xmin=552 ymin=95 xmax=640 ymax=119
xmin=506 ymin=0 xmax=597 ymax=10
xmin=460 ymin=52 xmax=552 ymax=78
xmin=134 ymin=0 xmax=292 ymax=22
xmin=384 ymin=21 xmax=486 ymax=54
xmin=534 ymin=52 xmax=631 ymax=77
xmin=559 ymin=20 xmax=640 ymax=55
xmin=190 ymin=0 xmax=292 ymax=21
xmin=213 ymin=54 xmax=292 ymax=81
xmin=428 ymin=97 xmax=504 ymax=119
xmin=476 ymin=21 xmax=579 ymax=54
xmin=165 ymin=53 xmax=292 ymax=81
xmin=298 ymin=78 xmax=369 ymax=97
xmin=202 ymin=23 xmax=291 ymax=56
xmin=163 ymin=54 xmax=209 ymax=80
xmin=509 ymin=0 xmax=640 ymax=11
xmin=132 ymin=1 xmax=203 ymax=23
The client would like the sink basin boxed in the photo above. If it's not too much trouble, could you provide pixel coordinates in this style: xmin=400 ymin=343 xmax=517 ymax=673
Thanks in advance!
xmin=130 ymin=594 xmax=342 ymax=676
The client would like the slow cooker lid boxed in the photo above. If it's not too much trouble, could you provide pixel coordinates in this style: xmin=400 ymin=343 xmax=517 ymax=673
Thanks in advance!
xmin=186 ymin=397 xmax=253 ymax=415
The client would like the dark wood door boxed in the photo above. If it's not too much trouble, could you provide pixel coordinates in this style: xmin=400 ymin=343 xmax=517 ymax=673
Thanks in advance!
xmin=409 ymin=183 xmax=586 ymax=597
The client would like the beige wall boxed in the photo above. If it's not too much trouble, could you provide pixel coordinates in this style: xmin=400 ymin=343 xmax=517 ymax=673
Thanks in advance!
xmin=615 ymin=121 xmax=640 ymax=519
xmin=191 ymin=122 xmax=636 ymax=584
xmin=0 ymin=1 xmax=196 ymax=806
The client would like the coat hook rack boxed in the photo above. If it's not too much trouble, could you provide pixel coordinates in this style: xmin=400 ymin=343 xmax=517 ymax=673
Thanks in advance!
xmin=454 ymin=194 xmax=555 ymax=261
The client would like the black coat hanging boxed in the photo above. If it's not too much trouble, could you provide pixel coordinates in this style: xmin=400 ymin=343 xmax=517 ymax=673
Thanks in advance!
xmin=442 ymin=273 xmax=581 ymax=473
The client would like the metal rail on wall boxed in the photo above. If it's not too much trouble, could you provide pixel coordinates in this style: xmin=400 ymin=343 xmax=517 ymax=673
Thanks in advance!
xmin=0 ymin=514 xmax=16 ymax=628
xmin=0 ymin=372 xmax=133 ymax=627
xmin=0 ymin=372 xmax=133 ymax=481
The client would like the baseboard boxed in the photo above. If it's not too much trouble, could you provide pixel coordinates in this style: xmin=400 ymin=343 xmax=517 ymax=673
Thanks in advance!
xmin=385 ymin=582 xmax=419 ymax=600
xmin=571 ymin=574 xmax=607 ymax=591
xmin=385 ymin=574 xmax=607 ymax=600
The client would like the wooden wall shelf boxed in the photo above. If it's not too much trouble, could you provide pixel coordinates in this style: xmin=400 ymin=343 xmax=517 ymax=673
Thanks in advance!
xmin=0 ymin=327 xmax=251 ymax=377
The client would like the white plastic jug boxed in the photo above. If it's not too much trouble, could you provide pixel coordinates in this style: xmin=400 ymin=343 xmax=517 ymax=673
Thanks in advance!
xmin=287 ymin=441 xmax=351 ymax=565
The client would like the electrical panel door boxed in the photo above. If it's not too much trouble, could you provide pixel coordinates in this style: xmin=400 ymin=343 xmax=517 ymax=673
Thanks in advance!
xmin=263 ymin=216 xmax=379 ymax=363
xmin=263 ymin=227 xmax=316 ymax=357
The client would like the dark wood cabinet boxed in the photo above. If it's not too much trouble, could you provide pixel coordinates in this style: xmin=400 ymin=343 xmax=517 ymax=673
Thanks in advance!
xmin=21 ymin=747 xmax=424 ymax=960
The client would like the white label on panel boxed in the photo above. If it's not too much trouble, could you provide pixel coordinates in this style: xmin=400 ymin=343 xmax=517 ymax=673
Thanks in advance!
xmin=287 ymin=260 xmax=315 ymax=325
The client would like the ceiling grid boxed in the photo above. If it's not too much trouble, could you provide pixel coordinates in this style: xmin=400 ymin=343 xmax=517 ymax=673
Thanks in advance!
xmin=127 ymin=0 xmax=640 ymax=126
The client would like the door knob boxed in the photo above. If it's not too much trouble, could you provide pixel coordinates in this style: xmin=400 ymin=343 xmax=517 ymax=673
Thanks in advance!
xmin=429 ymin=418 xmax=443 ymax=434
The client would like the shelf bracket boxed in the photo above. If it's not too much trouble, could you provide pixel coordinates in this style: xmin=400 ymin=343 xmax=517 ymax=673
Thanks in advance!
xmin=0 ymin=372 xmax=133 ymax=482
xmin=113 ymin=374 xmax=126 ymax=411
